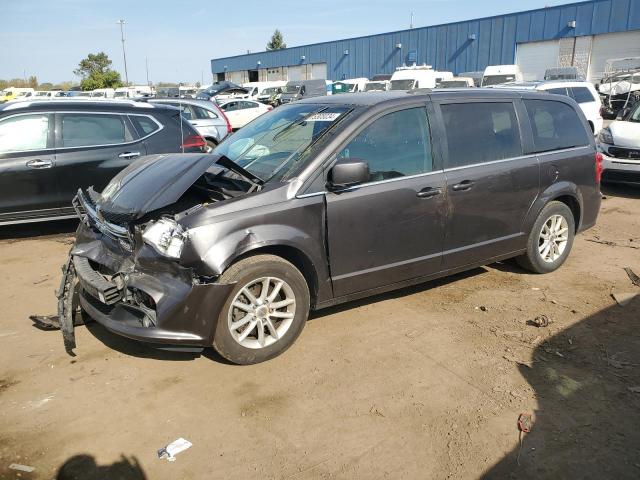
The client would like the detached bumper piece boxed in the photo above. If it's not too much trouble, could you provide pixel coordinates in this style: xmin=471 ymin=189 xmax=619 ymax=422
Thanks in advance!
xmin=73 ymin=256 xmax=123 ymax=305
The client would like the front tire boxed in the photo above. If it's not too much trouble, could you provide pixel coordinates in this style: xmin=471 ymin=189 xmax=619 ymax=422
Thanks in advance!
xmin=516 ymin=201 xmax=575 ymax=274
xmin=213 ymin=254 xmax=310 ymax=365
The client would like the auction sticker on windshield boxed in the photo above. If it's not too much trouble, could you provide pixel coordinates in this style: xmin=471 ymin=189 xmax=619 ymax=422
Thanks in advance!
xmin=306 ymin=112 xmax=342 ymax=121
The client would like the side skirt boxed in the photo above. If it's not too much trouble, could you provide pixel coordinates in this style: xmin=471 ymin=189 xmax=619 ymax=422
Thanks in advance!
xmin=314 ymin=249 xmax=526 ymax=311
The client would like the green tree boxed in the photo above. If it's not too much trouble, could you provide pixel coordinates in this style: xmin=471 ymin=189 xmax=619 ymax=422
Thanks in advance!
xmin=27 ymin=76 xmax=38 ymax=89
xmin=266 ymin=29 xmax=286 ymax=50
xmin=74 ymin=52 xmax=123 ymax=90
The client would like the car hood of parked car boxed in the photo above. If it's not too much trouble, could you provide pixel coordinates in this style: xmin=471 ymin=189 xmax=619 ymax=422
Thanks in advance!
xmin=96 ymin=153 xmax=225 ymax=220
xmin=608 ymin=120 xmax=640 ymax=148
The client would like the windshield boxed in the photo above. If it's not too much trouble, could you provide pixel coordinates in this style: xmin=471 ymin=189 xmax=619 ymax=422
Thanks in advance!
xmin=439 ymin=80 xmax=469 ymax=88
xmin=261 ymin=87 xmax=279 ymax=96
xmin=629 ymin=104 xmax=640 ymax=122
xmin=364 ymin=82 xmax=386 ymax=91
xmin=390 ymin=79 xmax=415 ymax=90
xmin=482 ymin=74 xmax=516 ymax=86
xmin=213 ymin=103 xmax=351 ymax=183
xmin=35 ymin=92 xmax=48 ymax=96
xmin=114 ymin=91 xmax=127 ymax=97
xmin=92 ymin=92 xmax=106 ymax=97
xmin=283 ymin=85 xmax=302 ymax=94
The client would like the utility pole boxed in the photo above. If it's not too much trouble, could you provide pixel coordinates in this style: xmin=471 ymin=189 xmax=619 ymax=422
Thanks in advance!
xmin=410 ymin=12 xmax=414 ymax=29
xmin=145 ymin=57 xmax=150 ymax=86
xmin=117 ymin=19 xmax=129 ymax=85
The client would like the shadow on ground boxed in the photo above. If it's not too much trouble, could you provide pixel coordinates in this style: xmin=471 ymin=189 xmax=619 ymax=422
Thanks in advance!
xmin=601 ymin=182 xmax=640 ymax=200
xmin=0 ymin=219 xmax=78 ymax=241
xmin=56 ymin=454 xmax=146 ymax=480
xmin=483 ymin=296 xmax=640 ymax=479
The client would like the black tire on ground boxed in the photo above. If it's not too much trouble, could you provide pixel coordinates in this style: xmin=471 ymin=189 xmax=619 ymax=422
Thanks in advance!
xmin=206 ymin=139 xmax=217 ymax=150
xmin=516 ymin=201 xmax=576 ymax=274
xmin=212 ymin=254 xmax=310 ymax=365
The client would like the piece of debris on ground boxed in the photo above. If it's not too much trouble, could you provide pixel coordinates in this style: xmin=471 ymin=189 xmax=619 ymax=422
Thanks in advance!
xmin=157 ymin=438 xmax=192 ymax=462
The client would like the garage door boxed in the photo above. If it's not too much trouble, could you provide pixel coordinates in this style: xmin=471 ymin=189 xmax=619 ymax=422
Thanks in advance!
xmin=287 ymin=66 xmax=304 ymax=81
xmin=311 ymin=63 xmax=327 ymax=79
xmin=588 ymin=31 xmax=640 ymax=82
xmin=517 ymin=40 xmax=560 ymax=81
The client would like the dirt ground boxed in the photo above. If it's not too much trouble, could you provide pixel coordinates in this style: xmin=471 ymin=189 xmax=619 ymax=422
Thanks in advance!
xmin=0 ymin=184 xmax=639 ymax=480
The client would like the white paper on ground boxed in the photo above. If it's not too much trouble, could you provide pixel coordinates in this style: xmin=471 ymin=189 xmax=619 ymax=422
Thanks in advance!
xmin=158 ymin=438 xmax=192 ymax=462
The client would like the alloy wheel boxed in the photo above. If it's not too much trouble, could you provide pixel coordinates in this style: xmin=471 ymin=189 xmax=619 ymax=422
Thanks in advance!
xmin=538 ymin=214 xmax=569 ymax=263
xmin=227 ymin=277 xmax=296 ymax=349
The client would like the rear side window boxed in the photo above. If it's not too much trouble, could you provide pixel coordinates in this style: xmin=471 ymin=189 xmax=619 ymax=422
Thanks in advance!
xmin=129 ymin=115 xmax=161 ymax=136
xmin=546 ymin=87 xmax=570 ymax=97
xmin=570 ymin=87 xmax=595 ymax=104
xmin=338 ymin=107 xmax=433 ymax=180
xmin=193 ymin=106 xmax=218 ymax=119
xmin=61 ymin=114 xmax=129 ymax=147
xmin=524 ymin=100 xmax=589 ymax=152
xmin=441 ymin=102 xmax=522 ymax=168
xmin=0 ymin=114 xmax=49 ymax=153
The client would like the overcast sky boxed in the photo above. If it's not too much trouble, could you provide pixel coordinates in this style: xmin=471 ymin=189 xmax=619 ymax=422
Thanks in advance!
xmin=1 ymin=0 xmax=571 ymax=85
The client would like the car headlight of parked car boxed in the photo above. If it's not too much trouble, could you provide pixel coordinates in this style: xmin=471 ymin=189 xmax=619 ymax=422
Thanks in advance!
xmin=599 ymin=128 xmax=614 ymax=145
xmin=142 ymin=218 xmax=187 ymax=259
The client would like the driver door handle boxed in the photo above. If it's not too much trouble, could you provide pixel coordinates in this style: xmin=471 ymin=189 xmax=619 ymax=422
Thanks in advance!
xmin=451 ymin=180 xmax=475 ymax=191
xmin=26 ymin=159 xmax=53 ymax=169
xmin=416 ymin=187 xmax=442 ymax=198
xmin=118 ymin=151 xmax=141 ymax=159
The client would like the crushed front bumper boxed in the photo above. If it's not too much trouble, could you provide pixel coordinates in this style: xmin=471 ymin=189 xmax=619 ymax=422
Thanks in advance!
xmin=601 ymin=151 xmax=640 ymax=185
xmin=60 ymin=221 xmax=234 ymax=352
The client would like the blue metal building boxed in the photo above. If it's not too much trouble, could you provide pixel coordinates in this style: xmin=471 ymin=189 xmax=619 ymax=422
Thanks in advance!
xmin=211 ymin=0 xmax=640 ymax=84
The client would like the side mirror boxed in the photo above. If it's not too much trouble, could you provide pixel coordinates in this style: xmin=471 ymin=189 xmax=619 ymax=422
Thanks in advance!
xmin=327 ymin=158 xmax=370 ymax=191
xmin=616 ymin=108 xmax=631 ymax=120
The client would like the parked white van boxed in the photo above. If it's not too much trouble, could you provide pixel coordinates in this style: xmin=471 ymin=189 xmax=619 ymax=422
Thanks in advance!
xmin=243 ymin=81 xmax=287 ymax=100
xmin=482 ymin=65 xmax=523 ymax=86
xmin=390 ymin=65 xmax=438 ymax=90
xmin=494 ymin=80 xmax=603 ymax=134
xmin=114 ymin=85 xmax=154 ymax=98
xmin=332 ymin=78 xmax=369 ymax=94
xmin=434 ymin=71 xmax=454 ymax=86
xmin=90 ymin=88 xmax=115 ymax=99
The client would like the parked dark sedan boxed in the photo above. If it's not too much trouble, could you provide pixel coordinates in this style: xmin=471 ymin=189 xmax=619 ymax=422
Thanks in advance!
xmin=59 ymin=89 xmax=601 ymax=364
xmin=0 ymin=100 xmax=207 ymax=225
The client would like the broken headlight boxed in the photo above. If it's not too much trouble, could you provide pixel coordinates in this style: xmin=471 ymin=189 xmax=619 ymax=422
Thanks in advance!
xmin=142 ymin=218 xmax=186 ymax=260
xmin=599 ymin=128 xmax=614 ymax=145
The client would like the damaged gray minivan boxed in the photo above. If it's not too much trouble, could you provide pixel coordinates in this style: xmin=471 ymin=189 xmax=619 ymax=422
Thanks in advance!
xmin=60 ymin=89 xmax=602 ymax=364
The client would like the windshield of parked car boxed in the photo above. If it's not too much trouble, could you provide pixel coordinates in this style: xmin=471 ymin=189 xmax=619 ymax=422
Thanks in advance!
xmin=114 ymin=91 xmax=127 ymax=97
xmin=214 ymin=103 xmax=351 ymax=183
xmin=438 ymin=80 xmax=470 ymax=88
xmin=364 ymin=82 xmax=386 ymax=91
xmin=390 ymin=79 xmax=415 ymax=90
xmin=629 ymin=104 xmax=640 ymax=122
xmin=283 ymin=85 xmax=302 ymax=94
xmin=482 ymin=74 xmax=516 ymax=86
xmin=261 ymin=87 xmax=280 ymax=96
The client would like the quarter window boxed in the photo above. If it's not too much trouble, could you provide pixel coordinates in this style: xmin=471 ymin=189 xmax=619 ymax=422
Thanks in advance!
xmin=524 ymin=100 xmax=589 ymax=153
xmin=338 ymin=107 xmax=433 ymax=181
xmin=546 ymin=87 xmax=570 ymax=97
xmin=193 ymin=106 xmax=218 ymax=119
xmin=441 ymin=102 xmax=522 ymax=168
xmin=61 ymin=114 xmax=129 ymax=148
xmin=570 ymin=87 xmax=595 ymax=104
xmin=130 ymin=115 xmax=161 ymax=136
xmin=0 ymin=114 xmax=49 ymax=153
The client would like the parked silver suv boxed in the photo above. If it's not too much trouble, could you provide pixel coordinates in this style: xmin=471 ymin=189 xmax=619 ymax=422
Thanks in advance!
xmin=149 ymin=98 xmax=232 ymax=149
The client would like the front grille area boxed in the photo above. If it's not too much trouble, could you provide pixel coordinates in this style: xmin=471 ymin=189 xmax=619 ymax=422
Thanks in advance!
xmin=73 ymin=256 xmax=124 ymax=305
xmin=608 ymin=147 xmax=640 ymax=160
xmin=603 ymin=170 xmax=640 ymax=183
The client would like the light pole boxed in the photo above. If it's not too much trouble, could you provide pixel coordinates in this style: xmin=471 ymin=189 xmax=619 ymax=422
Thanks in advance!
xmin=117 ymin=19 xmax=129 ymax=85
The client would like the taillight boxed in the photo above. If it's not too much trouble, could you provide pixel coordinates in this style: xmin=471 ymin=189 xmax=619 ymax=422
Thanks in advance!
xmin=182 ymin=134 xmax=206 ymax=151
xmin=217 ymin=107 xmax=232 ymax=134
xmin=267 ymin=105 xmax=273 ymax=111
xmin=595 ymin=152 xmax=603 ymax=183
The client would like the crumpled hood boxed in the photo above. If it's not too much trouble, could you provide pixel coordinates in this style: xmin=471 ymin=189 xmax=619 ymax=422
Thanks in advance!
xmin=97 ymin=153 xmax=224 ymax=219
xmin=608 ymin=121 xmax=640 ymax=148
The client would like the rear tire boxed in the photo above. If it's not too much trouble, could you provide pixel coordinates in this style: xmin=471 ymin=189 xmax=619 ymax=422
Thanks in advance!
xmin=213 ymin=254 xmax=310 ymax=365
xmin=516 ymin=201 xmax=575 ymax=274
xmin=205 ymin=139 xmax=217 ymax=151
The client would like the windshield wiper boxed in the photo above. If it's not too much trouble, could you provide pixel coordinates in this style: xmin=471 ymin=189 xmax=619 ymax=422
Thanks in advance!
xmin=216 ymin=155 xmax=264 ymax=187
